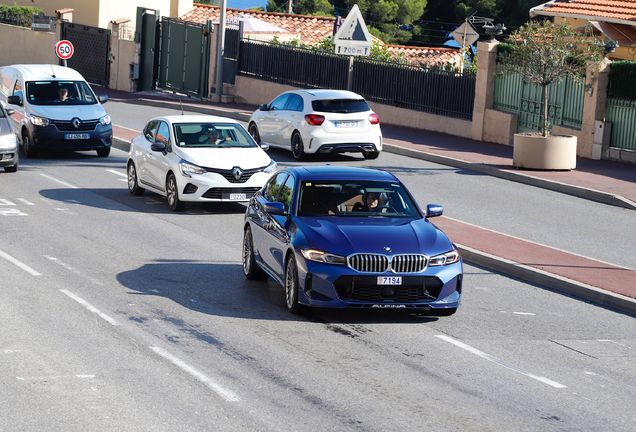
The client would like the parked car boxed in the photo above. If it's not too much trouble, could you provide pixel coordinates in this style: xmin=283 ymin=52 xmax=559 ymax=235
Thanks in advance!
xmin=242 ymin=165 xmax=462 ymax=314
xmin=0 ymin=103 xmax=18 ymax=172
xmin=248 ymin=89 xmax=382 ymax=160
xmin=127 ymin=115 xmax=278 ymax=211
xmin=0 ymin=64 xmax=112 ymax=158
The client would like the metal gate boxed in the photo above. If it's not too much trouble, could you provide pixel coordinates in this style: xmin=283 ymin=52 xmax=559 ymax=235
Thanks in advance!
xmin=494 ymin=71 xmax=584 ymax=133
xmin=157 ymin=17 xmax=211 ymax=98
xmin=605 ymin=98 xmax=636 ymax=151
xmin=60 ymin=21 xmax=110 ymax=86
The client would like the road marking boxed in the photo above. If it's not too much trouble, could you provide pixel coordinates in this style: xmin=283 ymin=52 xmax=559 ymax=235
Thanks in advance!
xmin=0 ymin=248 xmax=41 ymax=276
xmin=0 ymin=208 xmax=28 ymax=216
xmin=436 ymin=335 xmax=566 ymax=388
xmin=106 ymin=169 xmax=127 ymax=177
xmin=60 ymin=290 xmax=119 ymax=326
xmin=17 ymin=199 xmax=34 ymax=205
xmin=40 ymin=174 xmax=78 ymax=189
xmin=150 ymin=346 xmax=241 ymax=402
xmin=0 ymin=198 xmax=15 ymax=205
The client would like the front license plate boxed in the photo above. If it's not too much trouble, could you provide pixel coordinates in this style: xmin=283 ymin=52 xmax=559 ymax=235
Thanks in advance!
xmin=65 ymin=133 xmax=89 ymax=140
xmin=377 ymin=276 xmax=402 ymax=285
xmin=230 ymin=193 xmax=246 ymax=200
xmin=334 ymin=121 xmax=357 ymax=128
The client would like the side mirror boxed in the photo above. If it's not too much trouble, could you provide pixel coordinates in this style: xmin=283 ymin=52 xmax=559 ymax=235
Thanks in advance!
xmin=98 ymin=95 xmax=108 ymax=104
xmin=7 ymin=95 xmax=21 ymax=106
xmin=6 ymin=108 xmax=15 ymax=116
xmin=150 ymin=142 xmax=167 ymax=153
xmin=426 ymin=204 xmax=443 ymax=218
xmin=259 ymin=142 xmax=269 ymax=151
xmin=264 ymin=201 xmax=287 ymax=215
xmin=259 ymin=103 xmax=269 ymax=111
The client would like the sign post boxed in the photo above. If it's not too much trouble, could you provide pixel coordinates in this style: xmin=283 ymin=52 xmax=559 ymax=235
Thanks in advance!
xmin=55 ymin=40 xmax=74 ymax=67
xmin=452 ymin=21 xmax=479 ymax=72
xmin=331 ymin=4 xmax=373 ymax=90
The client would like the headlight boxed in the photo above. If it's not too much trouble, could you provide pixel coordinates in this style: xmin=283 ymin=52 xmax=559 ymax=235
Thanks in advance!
xmin=301 ymin=248 xmax=347 ymax=265
xmin=178 ymin=160 xmax=206 ymax=177
xmin=99 ymin=114 xmax=111 ymax=126
xmin=0 ymin=133 xmax=17 ymax=150
xmin=30 ymin=115 xmax=50 ymax=127
xmin=263 ymin=160 xmax=278 ymax=174
xmin=429 ymin=249 xmax=460 ymax=266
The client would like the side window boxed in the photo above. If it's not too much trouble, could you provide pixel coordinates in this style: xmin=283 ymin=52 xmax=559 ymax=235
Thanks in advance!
xmin=156 ymin=121 xmax=170 ymax=148
xmin=286 ymin=94 xmax=303 ymax=112
xmin=263 ymin=172 xmax=288 ymax=202
xmin=269 ymin=94 xmax=290 ymax=111
xmin=12 ymin=79 xmax=22 ymax=99
xmin=144 ymin=120 xmax=159 ymax=142
xmin=277 ymin=174 xmax=295 ymax=212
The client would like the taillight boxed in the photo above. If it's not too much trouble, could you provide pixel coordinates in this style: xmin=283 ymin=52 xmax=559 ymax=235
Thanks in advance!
xmin=305 ymin=114 xmax=325 ymax=126
xmin=368 ymin=113 xmax=379 ymax=125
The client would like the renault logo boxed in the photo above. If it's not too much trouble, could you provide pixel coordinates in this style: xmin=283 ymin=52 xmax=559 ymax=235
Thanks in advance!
xmin=384 ymin=246 xmax=392 ymax=253
xmin=232 ymin=167 xmax=243 ymax=180
xmin=72 ymin=118 xmax=81 ymax=129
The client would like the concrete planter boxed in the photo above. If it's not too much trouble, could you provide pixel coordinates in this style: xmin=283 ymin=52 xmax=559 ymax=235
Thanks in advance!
xmin=513 ymin=134 xmax=577 ymax=170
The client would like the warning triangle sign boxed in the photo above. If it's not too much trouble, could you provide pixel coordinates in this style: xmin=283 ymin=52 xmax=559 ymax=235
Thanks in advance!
xmin=331 ymin=4 xmax=373 ymax=48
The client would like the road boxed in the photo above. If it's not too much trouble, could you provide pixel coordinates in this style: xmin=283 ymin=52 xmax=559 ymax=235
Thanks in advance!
xmin=0 ymin=100 xmax=634 ymax=431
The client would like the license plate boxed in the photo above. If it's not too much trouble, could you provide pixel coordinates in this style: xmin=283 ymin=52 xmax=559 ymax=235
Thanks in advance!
xmin=230 ymin=193 xmax=246 ymax=200
xmin=65 ymin=133 xmax=89 ymax=140
xmin=377 ymin=276 xmax=402 ymax=285
xmin=334 ymin=121 xmax=357 ymax=128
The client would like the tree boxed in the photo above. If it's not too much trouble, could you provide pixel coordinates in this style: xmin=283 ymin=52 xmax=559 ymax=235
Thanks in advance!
xmin=497 ymin=20 xmax=604 ymax=137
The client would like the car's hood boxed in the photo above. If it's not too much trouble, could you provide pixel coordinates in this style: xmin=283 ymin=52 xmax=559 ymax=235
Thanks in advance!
xmin=32 ymin=104 xmax=106 ymax=120
xmin=176 ymin=147 xmax=272 ymax=170
xmin=295 ymin=216 xmax=454 ymax=256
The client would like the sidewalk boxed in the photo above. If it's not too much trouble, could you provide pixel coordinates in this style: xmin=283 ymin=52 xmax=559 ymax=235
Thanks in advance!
xmin=106 ymin=89 xmax=636 ymax=316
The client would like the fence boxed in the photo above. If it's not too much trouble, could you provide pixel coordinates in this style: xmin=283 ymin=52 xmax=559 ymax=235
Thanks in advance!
xmin=238 ymin=39 xmax=475 ymax=121
xmin=0 ymin=11 xmax=33 ymax=28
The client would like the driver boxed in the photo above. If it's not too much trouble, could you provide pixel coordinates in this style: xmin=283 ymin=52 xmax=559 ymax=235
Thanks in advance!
xmin=57 ymin=87 xmax=69 ymax=102
xmin=354 ymin=191 xmax=384 ymax=211
xmin=207 ymin=127 xmax=230 ymax=145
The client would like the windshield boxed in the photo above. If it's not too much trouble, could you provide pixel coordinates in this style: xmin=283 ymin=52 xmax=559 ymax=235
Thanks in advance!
xmin=298 ymin=180 xmax=422 ymax=218
xmin=25 ymin=81 xmax=98 ymax=105
xmin=172 ymin=122 xmax=258 ymax=148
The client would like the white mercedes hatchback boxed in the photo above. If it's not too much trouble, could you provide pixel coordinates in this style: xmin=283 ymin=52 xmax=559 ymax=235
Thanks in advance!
xmin=127 ymin=115 xmax=278 ymax=211
xmin=248 ymin=89 xmax=382 ymax=160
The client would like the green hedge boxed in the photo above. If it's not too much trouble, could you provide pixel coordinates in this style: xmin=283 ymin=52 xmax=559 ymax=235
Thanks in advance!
xmin=608 ymin=61 xmax=636 ymax=100
xmin=0 ymin=4 xmax=43 ymax=27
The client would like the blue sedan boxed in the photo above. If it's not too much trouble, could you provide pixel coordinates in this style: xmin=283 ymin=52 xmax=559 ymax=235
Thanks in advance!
xmin=242 ymin=166 xmax=463 ymax=315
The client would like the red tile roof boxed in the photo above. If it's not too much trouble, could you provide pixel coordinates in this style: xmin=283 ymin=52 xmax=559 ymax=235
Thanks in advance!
xmin=182 ymin=3 xmax=463 ymax=66
xmin=531 ymin=0 xmax=636 ymax=22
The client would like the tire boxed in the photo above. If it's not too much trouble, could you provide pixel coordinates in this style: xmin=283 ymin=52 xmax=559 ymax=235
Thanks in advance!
xmin=166 ymin=173 xmax=185 ymax=211
xmin=22 ymin=131 xmax=37 ymax=158
xmin=4 ymin=164 xmax=18 ymax=173
xmin=291 ymin=132 xmax=306 ymax=161
xmin=96 ymin=147 xmax=110 ymax=157
xmin=363 ymin=151 xmax=380 ymax=160
xmin=127 ymin=161 xmax=145 ymax=196
xmin=285 ymin=255 xmax=303 ymax=314
xmin=243 ymin=227 xmax=267 ymax=280
xmin=248 ymin=122 xmax=260 ymax=144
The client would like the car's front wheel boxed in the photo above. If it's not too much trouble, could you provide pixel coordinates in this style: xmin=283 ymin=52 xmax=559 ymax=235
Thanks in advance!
xmin=248 ymin=122 xmax=261 ymax=144
xmin=285 ymin=255 xmax=303 ymax=313
xmin=4 ymin=163 xmax=17 ymax=172
xmin=166 ymin=173 xmax=185 ymax=211
xmin=127 ymin=161 xmax=145 ymax=196
xmin=22 ymin=131 xmax=37 ymax=158
xmin=243 ymin=227 xmax=267 ymax=280
xmin=291 ymin=132 xmax=306 ymax=160
xmin=96 ymin=147 xmax=110 ymax=157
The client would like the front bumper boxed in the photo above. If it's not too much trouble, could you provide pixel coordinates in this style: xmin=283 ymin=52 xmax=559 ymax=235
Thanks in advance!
xmin=295 ymin=254 xmax=463 ymax=311
xmin=28 ymin=123 xmax=112 ymax=152
xmin=176 ymin=170 xmax=271 ymax=203
xmin=0 ymin=145 xmax=18 ymax=168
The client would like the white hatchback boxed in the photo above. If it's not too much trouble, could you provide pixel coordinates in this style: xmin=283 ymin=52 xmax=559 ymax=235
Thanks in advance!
xmin=127 ymin=115 xmax=278 ymax=211
xmin=248 ymin=89 xmax=382 ymax=160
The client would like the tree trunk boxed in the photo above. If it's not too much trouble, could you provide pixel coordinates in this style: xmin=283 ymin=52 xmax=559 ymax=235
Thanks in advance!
xmin=542 ymin=84 xmax=549 ymax=137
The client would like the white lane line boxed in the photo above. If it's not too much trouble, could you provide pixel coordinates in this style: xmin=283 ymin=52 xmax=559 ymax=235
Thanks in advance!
xmin=17 ymin=199 xmax=35 ymax=205
xmin=60 ymin=290 xmax=119 ymax=326
xmin=106 ymin=169 xmax=127 ymax=178
xmin=436 ymin=335 xmax=566 ymax=389
xmin=0 ymin=199 xmax=15 ymax=205
xmin=0 ymin=249 xmax=41 ymax=276
xmin=151 ymin=346 xmax=241 ymax=402
xmin=40 ymin=174 xmax=78 ymax=189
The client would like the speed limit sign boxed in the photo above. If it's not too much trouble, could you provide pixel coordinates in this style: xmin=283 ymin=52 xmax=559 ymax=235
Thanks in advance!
xmin=55 ymin=40 xmax=74 ymax=60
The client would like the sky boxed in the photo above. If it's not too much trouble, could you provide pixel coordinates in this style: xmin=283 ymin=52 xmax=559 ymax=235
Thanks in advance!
xmin=226 ymin=0 xmax=269 ymax=10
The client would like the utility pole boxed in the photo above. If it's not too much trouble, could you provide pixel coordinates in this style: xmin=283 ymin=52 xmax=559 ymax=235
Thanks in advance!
xmin=287 ymin=0 xmax=292 ymax=14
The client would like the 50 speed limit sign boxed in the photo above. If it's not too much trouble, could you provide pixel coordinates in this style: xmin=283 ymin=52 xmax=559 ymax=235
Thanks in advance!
xmin=55 ymin=40 xmax=74 ymax=60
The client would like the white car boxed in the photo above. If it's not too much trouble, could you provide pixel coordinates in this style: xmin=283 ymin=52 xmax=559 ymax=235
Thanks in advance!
xmin=127 ymin=115 xmax=278 ymax=211
xmin=248 ymin=89 xmax=382 ymax=160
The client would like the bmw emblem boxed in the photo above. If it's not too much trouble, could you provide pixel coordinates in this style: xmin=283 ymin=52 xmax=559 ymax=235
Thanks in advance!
xmin=232 ymin=167 xmax=244 ymax=180
xmin=384 ymin=246 xmax=392 ymax=253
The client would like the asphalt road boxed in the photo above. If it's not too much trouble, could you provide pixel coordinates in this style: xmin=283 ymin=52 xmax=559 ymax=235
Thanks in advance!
xmin=0 ymin=103 xmax=635 ymax=431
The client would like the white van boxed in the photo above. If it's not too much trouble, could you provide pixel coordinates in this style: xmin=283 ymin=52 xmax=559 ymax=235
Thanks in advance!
xmin=0 ymin=64 xmax=112 ymax=157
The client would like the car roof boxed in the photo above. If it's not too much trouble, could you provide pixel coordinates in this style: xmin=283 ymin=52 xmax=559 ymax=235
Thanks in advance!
xmin=7 ymin=64 xmax=86 ymax=81
xmin=284 ymin=165 xmax=398 ymax=182
xmin=152 ymin=115 xmax=242 ymax=124
xmin=293 ymin=89 xmax=365 ymax=100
